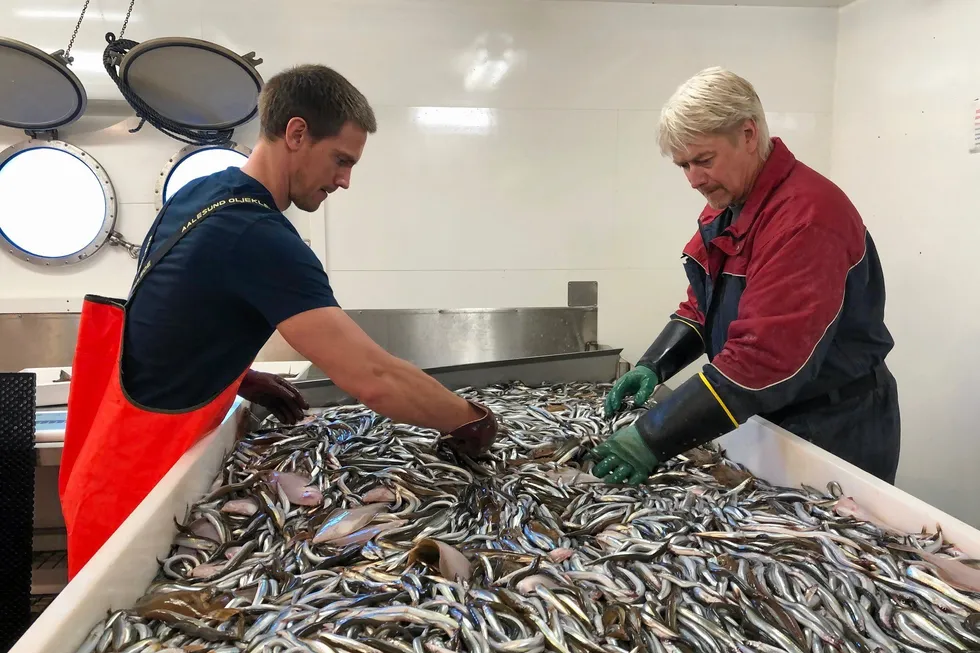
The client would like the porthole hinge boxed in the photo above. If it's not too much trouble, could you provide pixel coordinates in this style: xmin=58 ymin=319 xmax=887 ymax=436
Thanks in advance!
xmin=24 ymin=129 xmax=57 ymax=141
xmin=108 ymin=231 xmax=142 ymax=259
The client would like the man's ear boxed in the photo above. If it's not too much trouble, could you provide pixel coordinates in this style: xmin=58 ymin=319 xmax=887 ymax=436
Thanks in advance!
xmin=742 ymin=118 xmax=759 ymax=153
xmin=284 ymin=117 xmax=309 ymax=151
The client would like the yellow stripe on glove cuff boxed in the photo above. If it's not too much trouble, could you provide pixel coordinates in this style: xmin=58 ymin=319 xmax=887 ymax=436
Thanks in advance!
xmin=698 ymin=373 xmax=738 ymax=427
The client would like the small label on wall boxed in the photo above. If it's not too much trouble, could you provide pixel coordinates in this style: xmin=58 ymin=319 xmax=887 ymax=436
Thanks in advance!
xmin=973 ymin=98 xmax=980 ymax=154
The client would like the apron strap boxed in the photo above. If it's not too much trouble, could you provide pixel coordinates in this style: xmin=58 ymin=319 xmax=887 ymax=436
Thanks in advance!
xmin=129 ymin=195 xmax=273 ymax=299
xmin=135 ymin=194 xmax=179 ymax=273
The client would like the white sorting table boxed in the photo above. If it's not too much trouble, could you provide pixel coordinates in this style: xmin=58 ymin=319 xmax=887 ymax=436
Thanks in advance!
xmin=25 ymin=361 xmax=314 ymax=466
xmin=21 ymin=362 xmax=314 ymax=409
xmin=12 ymin=414 xmax=980 ymax=653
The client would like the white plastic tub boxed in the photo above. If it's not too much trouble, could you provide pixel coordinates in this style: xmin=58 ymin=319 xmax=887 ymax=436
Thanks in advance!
xmin=21 ymin=362 xmax=313 ymax=409
xmin=20 ymin=367 xmax=73 ymax=408
xmin=12 ymin=400 xmax=248 ymax=653
xmin=719 ymin=418 xmax=980 ymax=553
xmin=12 ymin=415 xmax=980 ymax=653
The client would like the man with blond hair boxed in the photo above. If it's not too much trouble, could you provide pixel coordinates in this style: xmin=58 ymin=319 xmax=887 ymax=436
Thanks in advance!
xmin=592 ymin=67 xmax=900 ymax=485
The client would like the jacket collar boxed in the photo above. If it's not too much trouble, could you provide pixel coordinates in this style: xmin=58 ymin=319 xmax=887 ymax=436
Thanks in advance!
xmin=697 ymin=137 xmax=797 ymax=240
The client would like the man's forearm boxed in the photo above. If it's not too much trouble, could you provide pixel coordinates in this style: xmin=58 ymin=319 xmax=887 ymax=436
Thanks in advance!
xmin=359 ymin=356 xmax=479 ymax=432
xmin=277 ymin=307 xmax=481 ymax=433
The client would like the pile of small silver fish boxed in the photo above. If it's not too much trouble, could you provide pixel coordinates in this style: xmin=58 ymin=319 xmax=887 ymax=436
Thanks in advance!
xmin=77 ymin=382 xmax=980 ymax=653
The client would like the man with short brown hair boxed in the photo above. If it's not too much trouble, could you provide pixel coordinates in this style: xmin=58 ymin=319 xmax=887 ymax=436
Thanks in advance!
xmin=60 ymin=64 xmax=498 ymax=577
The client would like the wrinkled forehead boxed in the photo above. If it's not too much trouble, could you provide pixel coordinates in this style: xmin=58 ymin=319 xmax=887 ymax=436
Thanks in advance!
xmin=670 ymin=133 xmax=729 ymax=166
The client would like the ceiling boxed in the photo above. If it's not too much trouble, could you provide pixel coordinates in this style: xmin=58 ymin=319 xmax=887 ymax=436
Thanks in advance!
xmin=545 ymin=0 xmax=856 ymax=7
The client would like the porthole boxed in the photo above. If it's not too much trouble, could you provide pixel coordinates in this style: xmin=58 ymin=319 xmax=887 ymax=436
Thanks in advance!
xmin=156 ymin=143 xmax=251 ymax=210
xmin=0 ymin=140 xmax=116 ymax=265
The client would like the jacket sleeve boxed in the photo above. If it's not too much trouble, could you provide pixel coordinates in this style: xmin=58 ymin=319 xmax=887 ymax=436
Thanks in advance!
xmin=635 ymin=279 xmax=706 ymax=383
xmin=674 ymin=284 xmax=706 ymax=339
xmin=634 ymin=216 xmax=866 ymax=460
xmin=702 ymin=217 xmax=866 ymax=422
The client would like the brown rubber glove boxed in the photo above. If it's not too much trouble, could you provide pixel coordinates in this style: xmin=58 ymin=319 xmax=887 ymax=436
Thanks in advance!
xmin=238 ymin=370 xmax=309 ymax=425
xmin=443 ymin=400 xmax=499 ymax=457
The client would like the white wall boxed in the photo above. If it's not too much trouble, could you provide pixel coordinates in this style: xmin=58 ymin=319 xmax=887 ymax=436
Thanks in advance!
xmin=0 ymin=0 xmax=837 ymax=366
xmin=5 ymin=0 xmax=976 ymax=526
xmin=831 ymin=0 xmax=980 ymax=526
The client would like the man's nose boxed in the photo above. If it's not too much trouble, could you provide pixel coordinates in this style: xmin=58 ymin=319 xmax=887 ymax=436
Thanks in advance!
xmin=335 ymin=170 xmax=351 ymax=190
xmin=685 ymin=167 xmax=707 ymax=189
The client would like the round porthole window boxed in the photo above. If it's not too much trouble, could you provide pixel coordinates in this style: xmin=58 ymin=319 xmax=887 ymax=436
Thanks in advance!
xmin=0 ymin=140 xmax=115 ymax=265
xmin=156 ymin=143 xmax=251 ymax=209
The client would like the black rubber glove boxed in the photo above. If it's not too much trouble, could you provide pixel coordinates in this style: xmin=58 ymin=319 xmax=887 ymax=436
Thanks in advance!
xmin=634 ymin=372 xmax=739 ymax=461
xmin=589 ymin=372 xmax=740 ymax=485
xmin=238 ymin=370 xmax=309 ymax=425
xmin=604 ymin=320 xmax=704 ymax=418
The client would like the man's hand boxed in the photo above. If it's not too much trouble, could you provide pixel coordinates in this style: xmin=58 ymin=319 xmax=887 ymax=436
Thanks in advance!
xmin=604 ymin=366 xmax=659 ymax=417
xmin=590 ymin=424 xmax=659 ymax=485
xmin=238 ymin=370 xmax=309 ymax=425
xmin=443 ymin=400 xmax=498 ymax=457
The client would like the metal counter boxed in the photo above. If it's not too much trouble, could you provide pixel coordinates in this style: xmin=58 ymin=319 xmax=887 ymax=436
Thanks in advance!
xmin=0 ymin=283 xmax=601 ymax=372
xmin=294 ymin=348 xmax=623 ymax=409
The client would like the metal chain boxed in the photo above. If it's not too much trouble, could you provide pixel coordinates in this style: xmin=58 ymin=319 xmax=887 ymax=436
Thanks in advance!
xmin=118 ymin=0 xmax=137 ymax=39
xmin=64 ymin=0 xmax=91 ymax=63
xmin=108 ymin=231 xmax=142 ymax=259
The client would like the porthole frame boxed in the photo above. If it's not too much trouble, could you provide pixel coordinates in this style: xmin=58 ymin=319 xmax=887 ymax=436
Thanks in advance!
xmin=119 ymin=37 xmax=264 ymax=131
xmin=154 ymin=142 xmax=252 ymax=211
xmin=0 ymin=139 xmax=117 ymax=266
xmin=0 ymin=37 xmax=88 ymax=130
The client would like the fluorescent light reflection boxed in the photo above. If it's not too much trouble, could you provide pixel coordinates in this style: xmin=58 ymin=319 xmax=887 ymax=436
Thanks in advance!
xmin=15 ymin=9 xmax=141 ymax=22
xmin=459 ymin=33 xmax=519 ymax=92
xmin=413 ymin=107 xmax=495 ymax=135
xmin=464 ymin=57 xmax=514 ymax=92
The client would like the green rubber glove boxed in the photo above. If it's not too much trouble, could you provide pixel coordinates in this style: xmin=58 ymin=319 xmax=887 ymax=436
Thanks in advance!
xmin=604 ymin=366 xmax=659 ymax=417
xmin=590 ymin=424 xmax=659 ymax=485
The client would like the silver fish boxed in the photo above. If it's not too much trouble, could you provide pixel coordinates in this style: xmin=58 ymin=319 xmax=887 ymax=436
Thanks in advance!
xmin=74 ymin=382 xmax=980 ymax=653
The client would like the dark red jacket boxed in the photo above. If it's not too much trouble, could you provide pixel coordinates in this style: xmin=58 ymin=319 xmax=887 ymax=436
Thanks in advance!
xmin=673 ymin=138 xmax=894 ymax=421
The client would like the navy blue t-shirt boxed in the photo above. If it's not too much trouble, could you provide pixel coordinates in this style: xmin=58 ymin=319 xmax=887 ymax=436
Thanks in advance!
xmin=121 ymin=167 xmax=339 ymax=410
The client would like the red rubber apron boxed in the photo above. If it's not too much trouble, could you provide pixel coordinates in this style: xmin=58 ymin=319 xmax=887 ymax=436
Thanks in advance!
xmin=59 ymin=194 xmax=270 ymax=578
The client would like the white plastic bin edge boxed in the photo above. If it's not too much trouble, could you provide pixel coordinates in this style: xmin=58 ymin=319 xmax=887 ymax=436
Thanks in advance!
xmin=13 ymin=413 xmax=980 ymax=653
xmin=11 ymin=404 xmax=246 ymax=653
